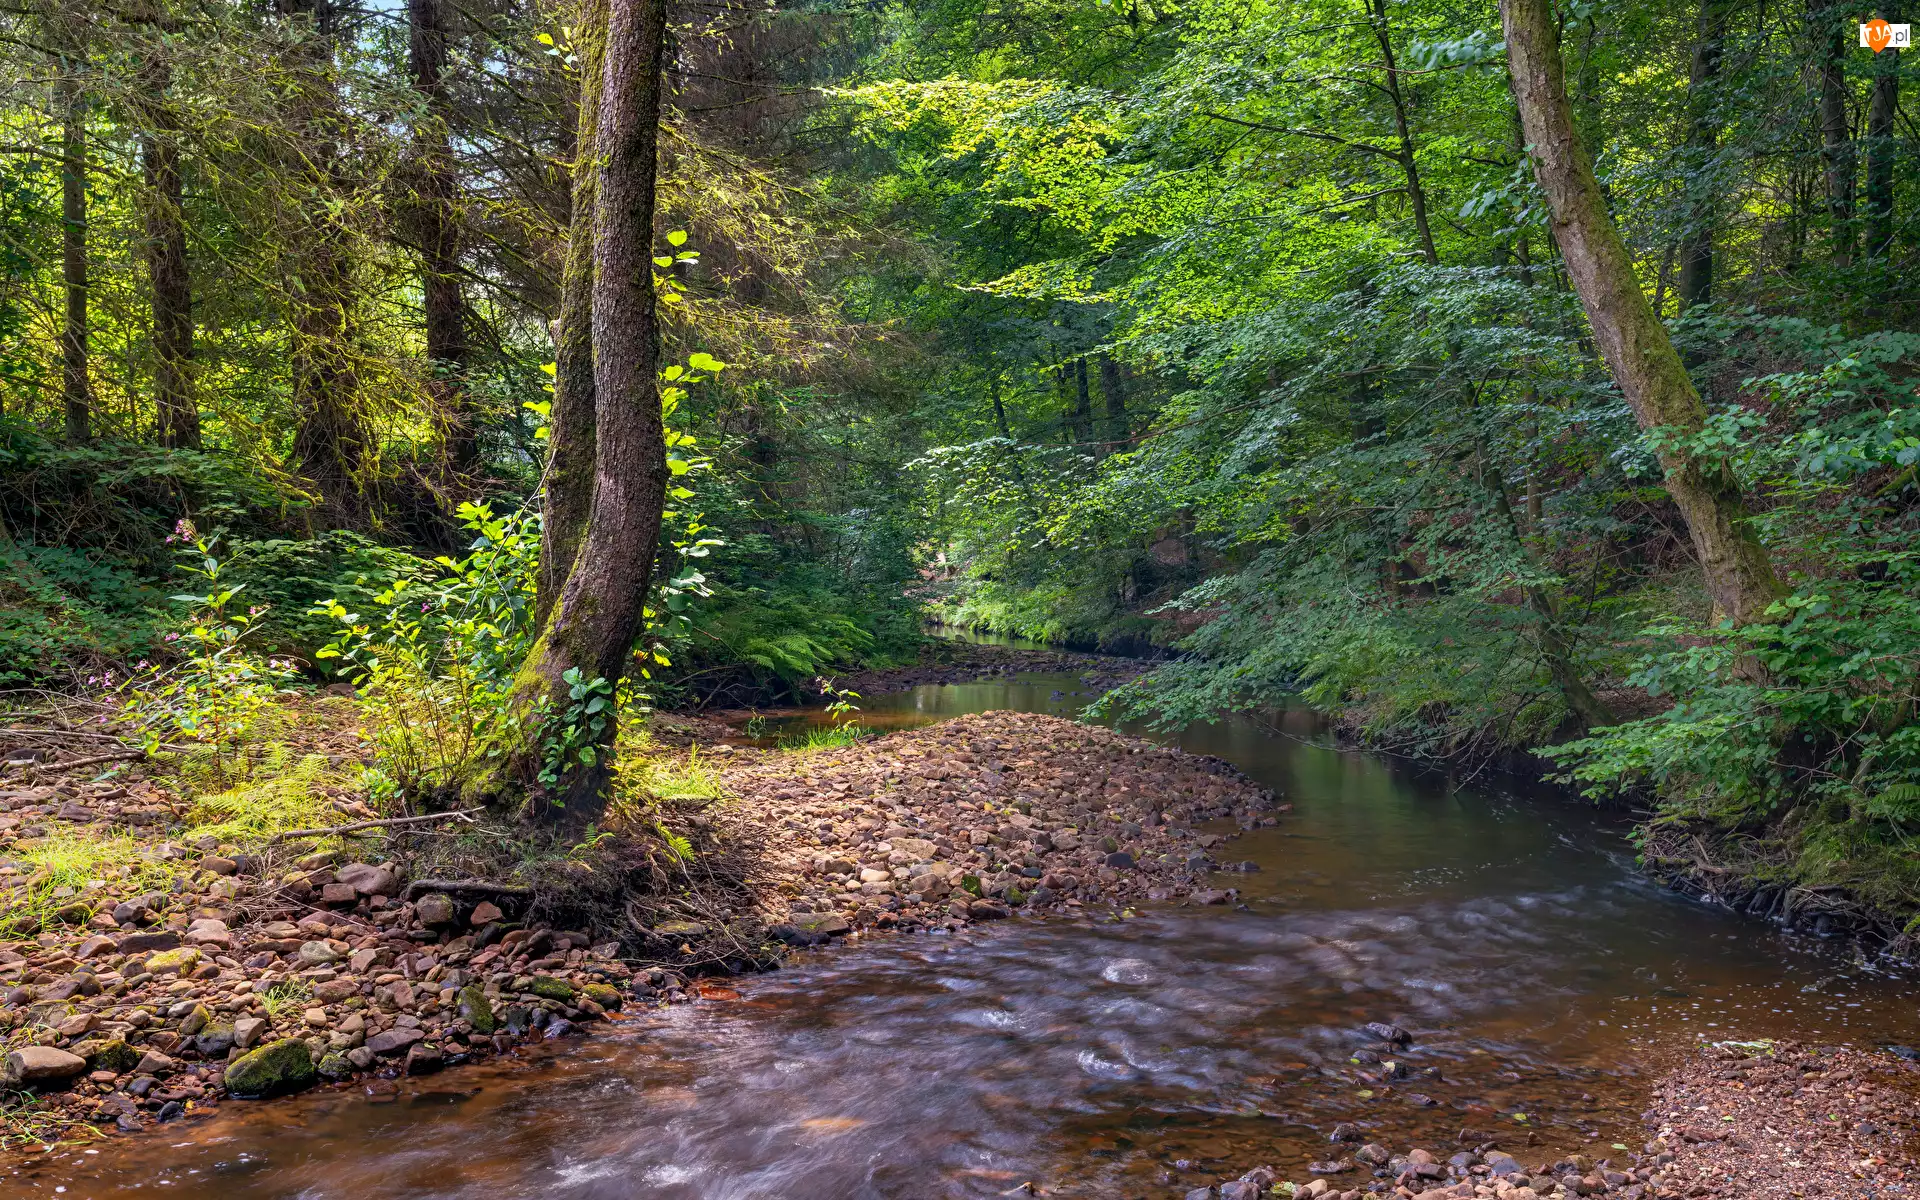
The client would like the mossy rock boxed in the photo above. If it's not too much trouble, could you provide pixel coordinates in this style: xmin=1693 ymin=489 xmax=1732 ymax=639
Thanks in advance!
xmin=581 ymin=983 xmax=622 ymax=1012
xmin=316 ymin=1052 xmax=354 ymax=1080
xmin=224 ymin=1038 xmax=317 ymax=1099
xmin=528 ymin=976 xmax=575 ymax=1002
xmin=76 ymin=1038 xmax=140 ymax=1075
xmin=457 ymin=984 xmax=497 ymax=1034
xmin=178 ymin=1003 xmax=212 ymax=1037
xmin=144 ymin=947 xmax=202 ymax=976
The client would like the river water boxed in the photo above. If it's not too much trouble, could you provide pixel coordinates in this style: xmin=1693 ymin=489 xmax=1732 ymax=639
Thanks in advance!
xmin=16 ymin=670 xmax=1920 ymax=1198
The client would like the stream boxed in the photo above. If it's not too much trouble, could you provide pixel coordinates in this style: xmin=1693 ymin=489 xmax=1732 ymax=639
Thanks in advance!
xmin=15 ymin=665 xmax=1920 ymax=1198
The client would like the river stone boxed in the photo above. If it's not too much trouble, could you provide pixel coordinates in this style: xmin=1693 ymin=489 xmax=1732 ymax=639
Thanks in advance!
xmin=195 ymin=1024 xmax=236 ymax=1056
xmin=225 ymin=1038 xmax=317 ymax=1099
xmin=316 ymin=1052 xmax=354 ymax=1080
xmin=469 ymin=901 xmax=503 ymax=925
xmin=364 ymin=1027 xmax=425 ymax=1057
xmin=405 ymin=1043 xmax=445 ymax=1075
xmin=234 ymin=1016 xmax=267 ymax=1050
xmin=581 ymin=983 xmax=622 ymax=1012
xmin=177 ymin=1003 xmax=212 ymax=1037
xmin=313 ymin=977 xmax=360 ymax=1003
xmin=335 ymin=862 xmax=396 ymax=897
xmin=969 ymin=901 xmax=1012 ymax=920
xmin=414 ymin=892 xmax=458 ymax=928
xmin=135 ymin=1051 xmax=175 ymax=1076
xmin=529 ymin=976 xmax=575 ymax=1002
xmin=456 ymin=984 xmax=497 ymax=1034
xmin=892 ymin=837 xmax=938 ymax=859
xmin=791 ymin=911 xmax=849 ymax=936
xmin=298 ymin=940 xmax=343 ymax=966
xmin=4 ymin=1046 xmax=87 ymax=1088
xmin=77 ymin=1038 xmax=141 ymax=1075
xmin=652 ymin=920 xmax=708 ymax=940
xmin=143 ymin=946 xmax=201 ymax=975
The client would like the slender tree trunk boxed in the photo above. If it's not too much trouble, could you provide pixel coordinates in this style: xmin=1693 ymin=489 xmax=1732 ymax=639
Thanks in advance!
xmin=1678 ymin=0 xmax=1727 ymax=308
xmin=1502 ymin=0 xmax=1783 ymax=625
xmin=1863 ymin=46 xmax=1898 ymax=260
xmin=57 ymin=74 xmax=90 ymax=443
xmin=1487 ymin=469 xmax=1614 ymax=729
xmin=1814 ymin=0 xmax=1855 ymax=266
xmin=136 ymin=1 xmax=198 ymax=449
xmin=280 ymin=0 xmax=366 ymax=516
xmin=989 ymin=372 xmax=1011 ymax=438
xmin=510 ymin=0 xmax=670 ymax=826
xmin=538 ymin=0 xmax=608 ymax=625
xmin=1098 ymin=354 xmax=1128 ymax=446
xmin=1071 ymin=357 xmax=1095 ymax=447
xmin=1368 ymin=0 xmax=1439 ymax=265
xmin=408 ymin=0 xmax=473 ymax=474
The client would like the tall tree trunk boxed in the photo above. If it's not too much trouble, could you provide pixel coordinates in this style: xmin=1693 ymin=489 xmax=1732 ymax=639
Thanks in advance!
xmin=1071 ymin=357 xmax=1095 ymax=447
xmin=1098 ymin=354 xmax=1128 ymax=446
xmin=408 ymin=0 xmax=473 ymax=474
xmin=1502 ymin=0 xmax=1783 ymax=625
xmin=1863 ymin=46 xmax=1898 ymax=260
xmin=1677 ymin=0 xmax=1727 ymax=308
xmin=538 ymin=0 xmax=608 ymax=625
xmin=511 ymin=0 xmax=670 ymax=826
xmin=989 ymin=372 xmax=1011 ymax=438
xmin=1814 ymin=0 xmax=1855 ymax=266
xmin=1368 ymin=0 xmax=1439 ymax=265
xmin=280 ymin=0 xmax=366 ymax=516
xmin=135 ymin=0 xmax=198 ymax=449
xmin=57 ymin=73 xmax=89 ymax=443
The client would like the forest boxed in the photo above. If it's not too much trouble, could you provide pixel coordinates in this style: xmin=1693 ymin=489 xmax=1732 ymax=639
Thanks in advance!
xmin=0 ymin=0 xmax=1917 ymax=922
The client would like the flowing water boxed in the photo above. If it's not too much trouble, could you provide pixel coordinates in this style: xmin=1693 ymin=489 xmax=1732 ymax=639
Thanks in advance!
xmin=16 ymin=669 xmax=1920 ymax=1199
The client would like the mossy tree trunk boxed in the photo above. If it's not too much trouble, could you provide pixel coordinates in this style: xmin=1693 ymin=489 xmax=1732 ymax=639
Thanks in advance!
xmin=509 ymin=0 xmax=669 ymax=827
xmin=134 ymin=0 xmax=199 ymax=450
xmin=408 ymin=0 xmax=473 ymax=475
xmin=537 ymin=0 xmax=608 ymax=625
xmin=1502 ymin=0 xmax=1783 ymax=625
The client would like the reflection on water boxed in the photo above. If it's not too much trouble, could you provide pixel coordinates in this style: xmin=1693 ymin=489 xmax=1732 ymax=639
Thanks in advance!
xmin=19 ymin=673 xmax=1920 ymax=1199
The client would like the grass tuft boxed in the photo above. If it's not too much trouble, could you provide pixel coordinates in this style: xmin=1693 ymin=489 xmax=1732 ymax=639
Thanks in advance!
xmin=0 ymin=833 xmax=170 ymax=937
xmin=777 ymin=724 xmax=870 ymax=752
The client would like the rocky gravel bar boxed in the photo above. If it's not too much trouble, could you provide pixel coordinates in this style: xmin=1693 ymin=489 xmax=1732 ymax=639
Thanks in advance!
xmin=719 ymin=709 xmax=1281 ymax=938
xmin=1638 ymin=1040 xmax=1920 ymax=1198
xmin=1182 ymin=1038 xmax=1920 ymax=1199
xmin=0 ymin=708 xmax=1277 ymax=1154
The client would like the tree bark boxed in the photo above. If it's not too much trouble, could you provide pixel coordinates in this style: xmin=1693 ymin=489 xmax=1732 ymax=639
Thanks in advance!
xmin=57 ymin=73 xmax=90 ymax=443
xmin=1071 ymin=357 xmax=1096 ymax=447
xmin=1863 ymin=45 xmax=1898 ymax=260
xmin=135 ymin=0 xmax=198 ymax=449
xmin=408 ymin=0 xmax=473 ymax=474
xmin=1368 ymin=0 xmax=1439 ymax=265
xmin=1502 ymin=0 xmax=1783 ymax=625
xmin=537 ymin=0 xmax=608 ymax=625
xmin=511 ymin=0 xmax=669 ymax=826
xmin=1814 ymin=0 xmax=1855 ymax=266
xmin=1677 ymin=0 xmax=1727 ymax=308
xmin=1098 ymin=354 xmax=1128 ymax=446
xmin=279 ymin=0 xmax=366 ymax=516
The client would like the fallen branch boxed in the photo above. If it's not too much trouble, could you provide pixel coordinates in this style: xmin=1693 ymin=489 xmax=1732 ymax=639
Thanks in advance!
xmin=404 ymin=878 xmax=532 ymax=900
xmin=24 ymin=748 xmax=147 ymax=772
xmin=266 ymin=807 xmax=486 ymax=845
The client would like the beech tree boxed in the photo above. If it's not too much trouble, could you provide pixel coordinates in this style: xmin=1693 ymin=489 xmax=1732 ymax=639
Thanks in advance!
xmin=1501 ymin=0 xmax=1783 ymax=625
